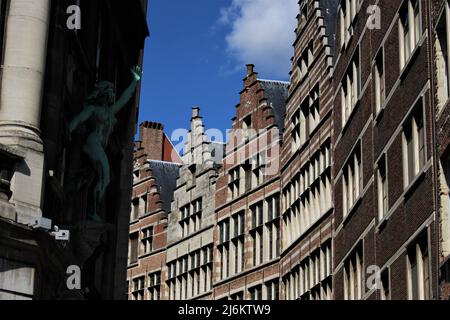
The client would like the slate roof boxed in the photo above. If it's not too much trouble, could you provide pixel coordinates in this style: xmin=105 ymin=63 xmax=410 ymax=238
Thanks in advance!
xmin=258 ymin=80 xmax=289 ymax=133
xmin=148 ymin=160 xmax=180 ymax=213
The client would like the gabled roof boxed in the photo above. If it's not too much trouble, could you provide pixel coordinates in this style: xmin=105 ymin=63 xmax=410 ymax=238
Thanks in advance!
xmin=148 ymin=161 xmax=180 ymax=213
xmin=258 ymin=79 xmax=289 ymax=132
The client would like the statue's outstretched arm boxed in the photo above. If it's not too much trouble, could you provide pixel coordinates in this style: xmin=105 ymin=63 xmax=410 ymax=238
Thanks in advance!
xmin=111 ymin=66 xmax=142 ymax=115
xmin=69 ymin=105 xmax=95 ymax=133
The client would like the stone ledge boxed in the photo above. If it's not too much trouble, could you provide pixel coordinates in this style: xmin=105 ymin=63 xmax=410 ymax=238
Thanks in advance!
xmin=0 ymin=200 xmax=16 ymax=221
xmin=0 ymin=143 xmax=25 ymax=159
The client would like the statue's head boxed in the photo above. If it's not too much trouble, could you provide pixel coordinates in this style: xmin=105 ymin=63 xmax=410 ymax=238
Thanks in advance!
xmin=86 ymin=81 xmax=115 ymax=106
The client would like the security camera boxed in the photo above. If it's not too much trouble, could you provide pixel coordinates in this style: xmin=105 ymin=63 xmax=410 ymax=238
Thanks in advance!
xmin=29 ymin=217 xmax=52 ymax=231
xmin=50 ymin=225 xmax=70 ymax=241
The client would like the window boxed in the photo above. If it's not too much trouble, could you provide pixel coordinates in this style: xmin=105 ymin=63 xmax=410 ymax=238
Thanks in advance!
xmin=167 ymin=262 xmax=176 ymax=299
xmin=300 ymin=2 xmax=308 ymax=28
xmin=344 ymin=244 xmax=363 ymax=300
xmin=292 ymin=110 xmax=301 ymax=152
xmin=292 ymin=84 xmax=320 ymax=153
xmin=180 ymin=204 xmax=190 ymax=237
xmin=131 ymin=199 xmax=139 ymax=221
xmin=377 ymin=155 xmax=388 ymax=221
xmin=229 ymin=167 xmax=241 ymax=199
xmin=168 ymin=245 xmax=213 ymax=299
xmin=407 ymin=233 xmax=430 ymax=300
xmin=343 ymin=146 xmax=362 ymax=217
xmin=374 ymin=50 xmax=385 ymax=113
xmin=251 ymin=153 xmax=265 ymax=187
xmin=222 ymin=219 xmax=230 ymax=243
xmin=341 ymin=50 xmax=360 ymax=127
xmin=286 ymin=241 xmax=332 ymax=301
xmin=219 ymin=219 xmax=231 ymax=279
xmin=192 ymin=198 xmax=202 ymax=232
xmin=132 ymin=276 xmax=145 ymax=300
xmin=139 ymin=195 xmax=147 ymax=216
xmin=436 ymin=1 xmax=450 ymax=109
xmin=133 ymin=169 xmax=140 ymax=182
xmin=309 ymin=84 xmax=320 ymax=133
xmin=297 ymin=40 xmax=313 ymax=81
xmin=230 ymin=292 xmax=244 ymax=300
xmin=402 ymin=101 xmax=425 ymax=187
xmin=380 ymin=269 xmax=391 ymax=300
xmin=249 ymin=285 xmax=263 ymax=300
xmin=243 ymin=115 xmax=252 ymax=130
xmin=148 ymin=272 xmax=161 ymax=300
xmin=129 ymin=233 xmax=138 ymax=265
xmin=141 ymin=227 xmax=153 ymax=255
xmin=265 ymin=280 xmax=280 ymax=300
xmin=284 ymin=142 xmax=332 ymax=248
xmin=231 ymin=211 xmax=245 ymax=274
xmin=339 ymin=0 xmax=358 ymax=48
xmin=180 ymin=198 xmax=203 ymax=236
xmin=266 ymin=195 xmax=280 ymax=260
xmin=251 ymin=202 xmax=264 ymax=266
xmin=399 ymin=0 xmax=421 ymax=69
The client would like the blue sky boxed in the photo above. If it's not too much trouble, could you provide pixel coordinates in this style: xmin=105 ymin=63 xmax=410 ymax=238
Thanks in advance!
xmin=138 ymin=0 xmax=298 ymax=142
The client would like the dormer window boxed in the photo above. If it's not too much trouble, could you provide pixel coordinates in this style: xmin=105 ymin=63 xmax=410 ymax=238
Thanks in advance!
xmin=243 ymin=115 xmax=252 ymax=134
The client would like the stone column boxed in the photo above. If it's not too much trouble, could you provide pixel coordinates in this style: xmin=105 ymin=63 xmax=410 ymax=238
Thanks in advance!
xmin=0 ymin=0 xmax=51 ymax=224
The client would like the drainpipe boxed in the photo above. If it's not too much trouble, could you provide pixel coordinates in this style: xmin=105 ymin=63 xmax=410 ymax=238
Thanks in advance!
xmin=426 ymin=0 xmax=441 ymax=300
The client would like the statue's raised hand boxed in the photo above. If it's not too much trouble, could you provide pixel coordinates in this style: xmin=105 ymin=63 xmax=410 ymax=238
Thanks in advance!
xmin=131 ymin=66 xmax=142 ymax=82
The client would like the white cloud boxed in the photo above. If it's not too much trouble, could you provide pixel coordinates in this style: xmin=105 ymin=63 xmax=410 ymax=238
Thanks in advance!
xmin=219 ymin=0 xmax=298 ymax=79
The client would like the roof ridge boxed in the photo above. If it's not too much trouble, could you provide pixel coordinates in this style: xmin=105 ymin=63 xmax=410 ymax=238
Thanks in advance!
xmin=257 ymin=78 xmax=290 ymax=85
xmin=148 ymin=159 xmax=182 ymax=166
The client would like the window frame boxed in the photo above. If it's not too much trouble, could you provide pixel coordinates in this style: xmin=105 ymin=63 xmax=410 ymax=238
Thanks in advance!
xmin=398 ymin=0 xmax=422 ymax=70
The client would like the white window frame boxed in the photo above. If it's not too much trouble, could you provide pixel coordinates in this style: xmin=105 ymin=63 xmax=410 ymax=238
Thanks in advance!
xmin=402 ymin=100 xmax=426 ymax=188
xmin=374 ymin=50 xmax=386 ymax=114
xmin=339 ymin=0 xmax=358 ymax=48
xmin=406 ymin=236 xmax=431 ymax=300
xmin=436 ymin=1 xmax=450 ymax=109
xmin=341 ymin=50 xmax=360 ymax=127
xmin=343 ymin=147 xmax=362 ymax=218
xmin=399 ymin=0 xmax=422 ymax=70
xmin=377 ymin=155 xmax=388 ymax=221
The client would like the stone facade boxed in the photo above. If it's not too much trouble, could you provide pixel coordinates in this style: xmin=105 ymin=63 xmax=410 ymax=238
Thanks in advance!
xmin=166 ymin=108 xmax=221 ymax=300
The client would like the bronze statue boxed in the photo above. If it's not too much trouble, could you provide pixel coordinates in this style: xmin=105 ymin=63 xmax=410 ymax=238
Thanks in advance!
xmin=69 ymin=66 xmax=142 ymax=220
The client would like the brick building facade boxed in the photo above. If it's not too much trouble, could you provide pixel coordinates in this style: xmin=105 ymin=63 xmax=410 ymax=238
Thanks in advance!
xmin=279 ymin=0 xmax=337 ymax=300
xmin=127 ymin=0 xmax=450 ymax=300
xmin=213 ymin=65 xmax=288 ymax=300
xmin=332 ymin=0 xmax=444 ymax=300
xmin=127 ymin=122 xmax=181 ymax=300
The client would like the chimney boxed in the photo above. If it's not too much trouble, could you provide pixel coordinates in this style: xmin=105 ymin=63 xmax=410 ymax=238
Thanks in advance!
xmin=192 ymin=107 xmax=201 ymax=119
xmin=246 ymin=64 xmax=255 ymax=76
xmin=139 ymin=121 xmax=165 ymax=161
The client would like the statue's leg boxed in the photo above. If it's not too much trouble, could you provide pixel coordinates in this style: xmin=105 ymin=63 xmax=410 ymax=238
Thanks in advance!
xmin=96 ymin=146 xmax=110 ymax=199
xmin=84 ymin=135 xmax=110 ymax=218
